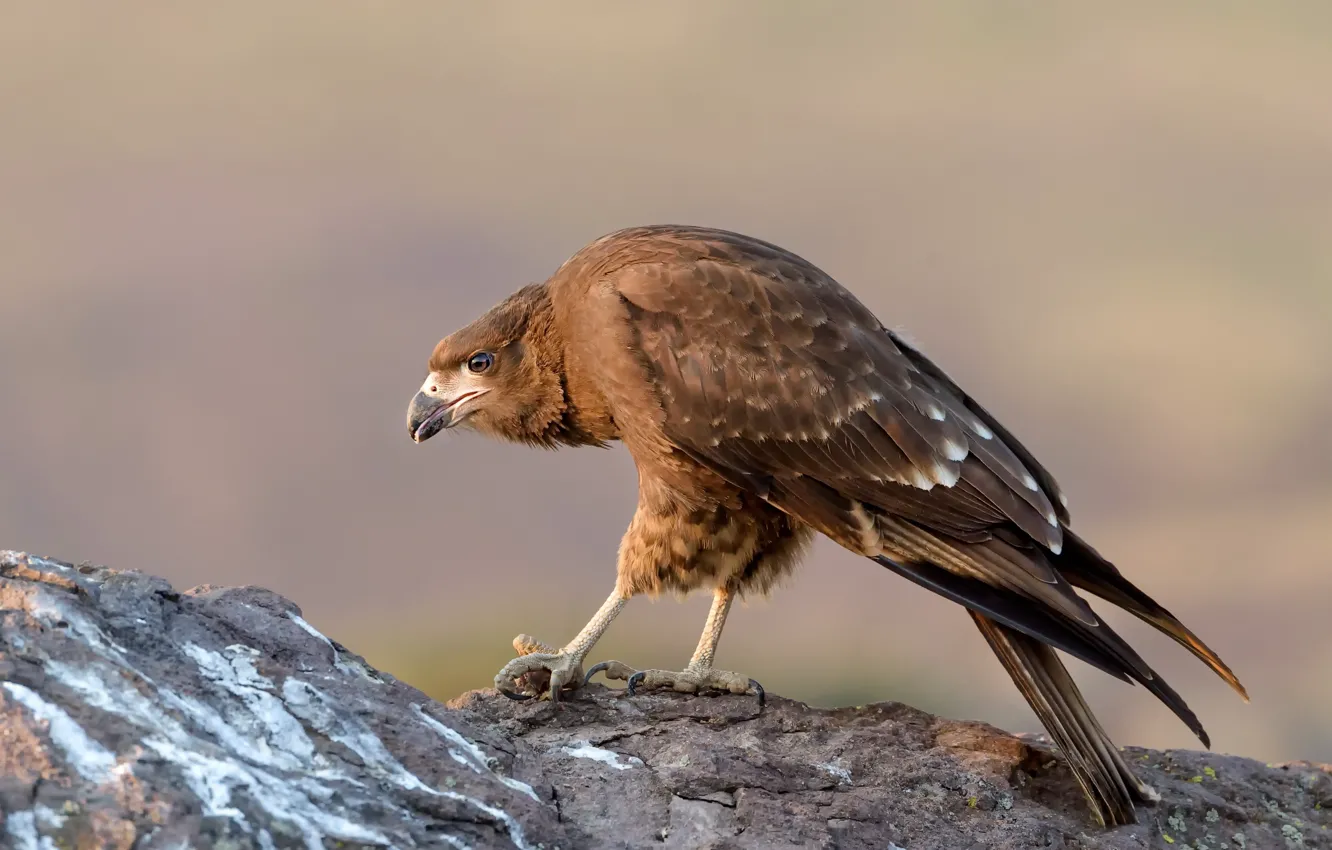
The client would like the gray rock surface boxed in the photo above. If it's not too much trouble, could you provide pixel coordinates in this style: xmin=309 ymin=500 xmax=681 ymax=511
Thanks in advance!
xmin=1 ymin=550 xmax=1327 ymax=850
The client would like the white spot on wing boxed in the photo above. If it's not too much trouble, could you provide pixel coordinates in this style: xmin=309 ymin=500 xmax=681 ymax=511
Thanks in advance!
xmin=1022 ymin=473 xmax=1040 ymax=491
xmin=906 ymin=467 xmax=936 ymax=490
xmin=933 ymin=463 xmax=962 ymax=488
xmin=943 ymin=438 xmax=969 ymax=462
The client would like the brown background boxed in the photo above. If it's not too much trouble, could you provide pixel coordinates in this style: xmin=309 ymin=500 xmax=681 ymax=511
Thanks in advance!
xmin=2 ymin=3 xmax=1329 ymax=764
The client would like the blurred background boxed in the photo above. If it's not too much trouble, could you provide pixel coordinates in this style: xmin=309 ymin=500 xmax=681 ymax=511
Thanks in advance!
xmin=2 ymin=3 xmax=1329 ymax=764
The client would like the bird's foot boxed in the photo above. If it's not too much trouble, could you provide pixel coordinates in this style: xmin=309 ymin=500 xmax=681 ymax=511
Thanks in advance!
xmin=583 ymin=660 xmax=765 ymax=709
xmin=493 ymin=634 xmax=586 ymax=703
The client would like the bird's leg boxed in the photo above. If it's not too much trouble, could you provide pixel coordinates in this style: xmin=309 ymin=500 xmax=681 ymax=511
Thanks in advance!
xmin=493 ymin=587 xmax=628 ymax=702
xmin=584 ymin=585 xmax=765 ymax=708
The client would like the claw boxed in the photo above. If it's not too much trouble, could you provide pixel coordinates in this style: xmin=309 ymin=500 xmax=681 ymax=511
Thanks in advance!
xmin=627 ymin=670 xmax=646 ymax=696
xmin=583 ymin=661 xmax=612 ymax=688
xmin=493 ymin=641 xmax=588 ymax=705
xmin=749 ymin=678 xmax=766 ymax=710
xmin=583 ymin=660 xmax=638 ymax=689
xmin=549 ymin=675 xmax=578 ymax=706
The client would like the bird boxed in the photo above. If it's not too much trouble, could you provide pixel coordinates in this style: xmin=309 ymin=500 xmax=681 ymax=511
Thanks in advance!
xmin=405 ymin=224 xmax=1247 ymax=827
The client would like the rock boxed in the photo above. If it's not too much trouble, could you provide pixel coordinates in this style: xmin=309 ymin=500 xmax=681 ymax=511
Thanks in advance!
xmin=0 ymin=550 xmax=1328 ymax=850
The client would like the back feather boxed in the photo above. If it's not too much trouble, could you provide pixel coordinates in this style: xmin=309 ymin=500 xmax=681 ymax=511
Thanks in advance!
xmin=571 ymin=224 xmax=1249 ymax=825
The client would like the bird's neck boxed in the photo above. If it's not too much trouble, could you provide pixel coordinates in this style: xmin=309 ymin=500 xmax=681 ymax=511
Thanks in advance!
xmin=550 ymin=344 xmax=619 ymax=447
xmin=518 ymin=290 xmax=619 ymax=448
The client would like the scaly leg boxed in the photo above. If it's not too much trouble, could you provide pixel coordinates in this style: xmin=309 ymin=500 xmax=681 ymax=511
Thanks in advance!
xmin=584 ymin=585 xmax=765 ymax=708
xmin=493 ymin=588 xmax=628 ymax=702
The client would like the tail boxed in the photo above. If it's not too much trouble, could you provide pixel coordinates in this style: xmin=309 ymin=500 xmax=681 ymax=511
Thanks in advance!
xmin=1057 ymin=529 xmax=1249 ymax=702
xmin=970 ymin=611 xmax=1161 ymax=827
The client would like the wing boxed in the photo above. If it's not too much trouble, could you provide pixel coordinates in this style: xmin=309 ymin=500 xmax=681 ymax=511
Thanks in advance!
xmin=608 ymin=226 xmax=1064 ymax=551
xmin=605 ymin=226 xmax=1243 ymax=737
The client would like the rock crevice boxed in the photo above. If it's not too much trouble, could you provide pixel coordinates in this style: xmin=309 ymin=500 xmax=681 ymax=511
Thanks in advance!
xmin=1 ymin=550 xmax=1328 ymax=850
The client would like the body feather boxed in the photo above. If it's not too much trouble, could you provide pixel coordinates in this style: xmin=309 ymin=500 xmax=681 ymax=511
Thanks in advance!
xmin=557 ymin=224 xmax=1247 ymax=826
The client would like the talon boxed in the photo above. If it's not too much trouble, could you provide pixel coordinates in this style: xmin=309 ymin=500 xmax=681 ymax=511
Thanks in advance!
xmin=749 ymin=678 xmax=766 ymax=710
xmin=583 ymin=660 xmax=638 ymax=688
xmin=583 ymin=661 xmax=612 ymax=688
xmin=492 ymin=639 xmax=590 ymax=706
xmin=627 ymin=671 xmax=646 ymax=696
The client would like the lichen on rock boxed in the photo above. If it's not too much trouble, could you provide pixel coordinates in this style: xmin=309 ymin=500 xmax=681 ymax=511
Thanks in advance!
xmin=1 ymin=550 xmax=1329 ymax=849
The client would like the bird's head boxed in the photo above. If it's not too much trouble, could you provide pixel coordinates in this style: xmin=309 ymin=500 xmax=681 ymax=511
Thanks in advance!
xmin=406 ymin=284 xmax=568 ymax=448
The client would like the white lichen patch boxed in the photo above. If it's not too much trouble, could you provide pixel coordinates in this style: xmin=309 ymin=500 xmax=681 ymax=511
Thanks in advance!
xmin=413 ymin=703 xmax=540 ymax=802
xmin=2 ymin=805 xmax=67 ymax=850
xmin=143 ymin=736 xmax=390 ymax=847
xmin=1 ymin=559 xmax=536 ymax=850
xmin=2 ymin=552 xmax=82 ymax=581
xmin=32 ymin=805 xmax=66 ymax=830
xmin=43 ymin=657 xmax=389 ymax=849
xmin=281 ymin=681 xmax=535 ymax=850
xmin=1 ymin=682 xmax=116 ymax=781
xmin=816 ymin=760 xmax=852 ymax=784
xmin=23 ymin=585 xmax=136 ymax=671
xmin=286 ymin=611 xmax=379 ymax=681
xmin=280 ymin=678 xmax=405 ymax=782
xmin=177 ymin=643 xmax=317 ymax=770
xmin=4 ymin=811 xmax=53 ymax=850
xmin=559 ymin=740 xmax=644 ymax=771
xmin=4 ymin=555 xmax=125 ymax=654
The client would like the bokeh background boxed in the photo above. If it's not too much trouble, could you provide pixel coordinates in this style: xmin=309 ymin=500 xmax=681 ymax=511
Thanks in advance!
xmin=3 ymin=4 xmax=1329 ymax=765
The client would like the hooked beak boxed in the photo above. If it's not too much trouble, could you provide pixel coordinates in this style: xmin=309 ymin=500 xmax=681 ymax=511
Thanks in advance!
xmin=406 ymin=388 xmax=487 ymax=443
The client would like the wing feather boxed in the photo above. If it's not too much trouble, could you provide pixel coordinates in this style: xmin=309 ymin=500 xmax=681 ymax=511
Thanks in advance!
xmin=612 ymin=237 xmax=1060 ymax=553
xmin=598 ymin=224 xmax=1243 ymax=743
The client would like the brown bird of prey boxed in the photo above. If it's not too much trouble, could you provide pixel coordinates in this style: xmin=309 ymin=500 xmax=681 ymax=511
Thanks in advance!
xmin=406 ymin=224 xmax=1247 ymax=827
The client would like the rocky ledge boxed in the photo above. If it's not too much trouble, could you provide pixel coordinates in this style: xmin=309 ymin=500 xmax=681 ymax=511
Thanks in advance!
xmin=0 ymin=550 xmax=1327 ymax=849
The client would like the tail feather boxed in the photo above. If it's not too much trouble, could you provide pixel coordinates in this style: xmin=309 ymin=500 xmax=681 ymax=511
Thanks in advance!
xmin=970 ymin=611 xmax=1160 ymax=827
xmin=872 ymin=553 xmax=1211 ymax=748
xmin=1058 ymin=529 xmax=1249 ymax=702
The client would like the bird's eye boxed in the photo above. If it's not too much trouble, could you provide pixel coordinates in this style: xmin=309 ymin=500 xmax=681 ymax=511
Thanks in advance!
xmin=466 ymin=352 xmax=494 ymax=374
